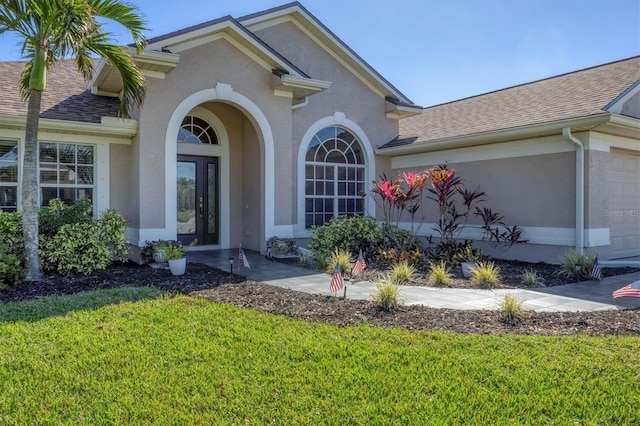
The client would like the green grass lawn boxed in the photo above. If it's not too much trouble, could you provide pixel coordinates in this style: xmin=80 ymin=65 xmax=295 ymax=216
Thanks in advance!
xmin=1 ymin=288 xmax=638 ymax=425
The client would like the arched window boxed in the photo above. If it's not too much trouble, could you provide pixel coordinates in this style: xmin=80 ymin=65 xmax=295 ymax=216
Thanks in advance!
xmin=305 ymin=126 xmax=365 ymax=228
xmin=177 ymin=115 xmax=218 ymax=145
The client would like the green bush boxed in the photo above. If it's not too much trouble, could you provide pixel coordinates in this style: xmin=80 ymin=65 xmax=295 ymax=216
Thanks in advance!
xmin=39 ymin=198 xmax=93 ymax=236
xmin=428 ymin=260 xmax=451 ymax=286
xmin=470 ymin=261 xmax=502 ymax=288
xmin=499 ymin=294 xmax=526 ymax=324
xmin=0 ymin=248 xmax=23 ymax=288
xmin=39 ymin=202 xmax=129 ymax=275
xmin=0 ymin=210 xmax=24 ymax=260
xmin=309 ymin=215 xmax=383 ymax=260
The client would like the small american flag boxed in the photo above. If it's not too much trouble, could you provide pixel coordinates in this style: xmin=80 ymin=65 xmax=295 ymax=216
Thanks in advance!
xmin=351 ymin=250 xmax=366 ymax=276
xmin=613 ymin=280 xmax=640 ymax=299
xmin=590 ymin=257 xmax=601 ymax=280
xmin=239 ymin=247 xmax=250 ymax=269
xmin=330 ymin=263 xmax=343 ymax=293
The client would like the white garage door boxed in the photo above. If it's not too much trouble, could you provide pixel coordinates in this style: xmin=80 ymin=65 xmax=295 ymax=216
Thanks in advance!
xmin=609 ymin=149 xmax=640 ymax=259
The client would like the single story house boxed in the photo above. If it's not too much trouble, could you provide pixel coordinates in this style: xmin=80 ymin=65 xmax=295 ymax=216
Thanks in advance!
xmin=0 ymin=2 xmax=638 ymax=262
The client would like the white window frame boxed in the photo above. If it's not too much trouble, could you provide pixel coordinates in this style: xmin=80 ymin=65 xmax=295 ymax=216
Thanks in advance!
xmin=295 ymin=112 xmax=376 ymax=237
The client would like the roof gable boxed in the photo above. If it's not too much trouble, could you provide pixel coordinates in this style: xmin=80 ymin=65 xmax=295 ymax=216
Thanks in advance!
xmin=239 ymin=2 xmax=417 ymax=105
xmin=386 ymin=56 xmax=640 ymax=152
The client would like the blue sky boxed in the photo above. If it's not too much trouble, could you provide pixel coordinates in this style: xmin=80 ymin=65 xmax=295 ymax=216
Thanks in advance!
xmin=1 ymin=0 xmax=638 ymax=106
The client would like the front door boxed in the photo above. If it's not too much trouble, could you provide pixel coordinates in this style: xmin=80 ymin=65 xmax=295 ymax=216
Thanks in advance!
xmin=177 ymin=155 xmax=219 ymax=245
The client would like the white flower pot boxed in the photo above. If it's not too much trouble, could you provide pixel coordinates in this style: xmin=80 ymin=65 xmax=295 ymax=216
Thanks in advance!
xmin=169 ymin=258 xmax=187 ymax=275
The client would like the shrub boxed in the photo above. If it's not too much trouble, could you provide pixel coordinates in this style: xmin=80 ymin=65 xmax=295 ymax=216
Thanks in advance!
xmin=39 ymin=198 xmax=93 ymax=236
xmin=470 ymin=261 xmax=501 ymax=288
xmin=310 ymin=215 xmax=383 ymax=260
xmin=558 ymin=248 xmax=597 ymax=281
xmin=372 ymin=278 xmax=403 ymax=311
xmin=0 ymin=210 xmax=24 ymax=259
xmin=327 ymin=248 xmax=353 ymax=275
xmin=520 ymin=268 xmax=545 ymax=286
xmin=499 ymin=294 xmax=526 ymax=323
xmin=39 ymin=205 xmax=130 ymax=275
xmin=0 ymin=248 xmax=23 ymax=288
xmin=388 ymin=260 xmax=416 ymax=285
xmin=428 ymin=261 xmax=451 ymax=286
xmin=376 ymin=247 xmax=424 ymax=266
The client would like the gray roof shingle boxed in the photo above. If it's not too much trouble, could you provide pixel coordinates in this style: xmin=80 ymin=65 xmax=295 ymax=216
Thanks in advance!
xmin=388 ymin=56 xmax=640 ymax=149
xmin=0 ymin=59 xmax=120 ymax=124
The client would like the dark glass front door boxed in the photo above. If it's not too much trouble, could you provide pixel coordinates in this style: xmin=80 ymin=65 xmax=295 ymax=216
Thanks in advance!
xmin=177 ymin=155 xmax=219 ymax=245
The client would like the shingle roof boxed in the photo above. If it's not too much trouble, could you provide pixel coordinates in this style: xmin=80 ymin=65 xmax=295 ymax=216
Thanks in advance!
xmin=0 ymin=59 xmax=120 ymax=124
xmin=387 ymin=56 xmax=640 ymax=149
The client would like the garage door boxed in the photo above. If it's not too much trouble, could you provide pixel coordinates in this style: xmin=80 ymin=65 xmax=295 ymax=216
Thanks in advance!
xmin=609 ymin=149 xmax=640 ymax=259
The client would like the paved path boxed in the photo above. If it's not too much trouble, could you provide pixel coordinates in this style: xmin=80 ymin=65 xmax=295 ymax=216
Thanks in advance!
xmin=188 ymin=249 xmax=640 ymax=312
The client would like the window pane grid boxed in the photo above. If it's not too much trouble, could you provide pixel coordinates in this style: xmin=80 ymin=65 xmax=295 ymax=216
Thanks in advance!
xmin=0 ymin=140 xmax=18 ymax=211
xmin=304 ymin=127 xmax=365 ymax=228
xmin=38 ymin=142 xmax=94 ymax=207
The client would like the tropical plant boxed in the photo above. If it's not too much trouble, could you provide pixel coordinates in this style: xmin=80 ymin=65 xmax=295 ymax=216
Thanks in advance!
xmin=520 ymin=268 xmax=545 ymax=286
xmin=0 ymin=0 xmax=147 ymax=280
xmin=469 ymin=261 xmax=502 ymax=288
xmin=428 ymin=261 xmax=451 ymax=286
xmin=557 ymin=248 xmax=598 ymax=281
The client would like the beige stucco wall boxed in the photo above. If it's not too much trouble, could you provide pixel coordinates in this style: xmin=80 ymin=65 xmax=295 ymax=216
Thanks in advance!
xmin=109 ymin=144 xmax=132 ymax=221
xmin=391 ymin=152 xmax=576 ymax=229
xmin=130 ymin=37 xmax=291 ymax=237
xmin=585 ymin=149 xmax=609 ymax=229
xmin=255 ymin=21 xmax=401 ymax=223
xmin=621 ymin=90 xmax=640 ymax=118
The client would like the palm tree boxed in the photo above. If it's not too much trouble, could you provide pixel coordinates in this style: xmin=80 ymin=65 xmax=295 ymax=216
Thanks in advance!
xmin=0 ymin=0 xmax=147 ymax=280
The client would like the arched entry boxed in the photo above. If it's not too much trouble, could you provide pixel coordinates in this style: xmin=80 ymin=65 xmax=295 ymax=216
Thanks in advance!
xmin=164 ymin=83 xmax=275 ymax=251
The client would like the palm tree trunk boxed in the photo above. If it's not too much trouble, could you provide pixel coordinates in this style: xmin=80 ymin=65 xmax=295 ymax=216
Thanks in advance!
xmin=22 ymin=89 xmax=44 ymax=281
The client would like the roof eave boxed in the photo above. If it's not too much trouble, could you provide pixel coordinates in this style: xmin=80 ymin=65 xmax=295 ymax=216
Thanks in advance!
xmin=0 ymin=114 xmax=137 ymax=139
xmin=378 ymin=114 xmax=615 ymax=156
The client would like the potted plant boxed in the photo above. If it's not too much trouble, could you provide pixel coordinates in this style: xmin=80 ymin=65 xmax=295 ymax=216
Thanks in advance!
xmin=165 ymin=240 xmax=196 ymax=275
xmin=149 ymin=240 xmax=175 ymax=264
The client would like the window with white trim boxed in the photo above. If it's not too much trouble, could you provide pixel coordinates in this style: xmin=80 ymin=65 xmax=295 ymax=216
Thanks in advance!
xmin=305 ymin=126 xmax=365 ymax=228
xmin=0 ymin=140 xmax=18 ymax=212
xmin=39 ymin=142 xmax=95 ymax=207
xmin=177 ymin=115 xmax=219 ymax=145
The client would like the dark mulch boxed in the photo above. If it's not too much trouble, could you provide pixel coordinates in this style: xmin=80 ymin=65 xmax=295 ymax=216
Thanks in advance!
xmin=2 ymin=262 xmax=639 ymax=336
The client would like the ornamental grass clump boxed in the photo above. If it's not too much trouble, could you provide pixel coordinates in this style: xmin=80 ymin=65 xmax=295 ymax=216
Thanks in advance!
xmin=372 ymin=277 xmax=403 ymax=311
xmin=326 ymin=248 xmax=353 ymax=275
xmin=428 ymin=261 xmax=451 ymax=286
xmin=520 ymin=268 xmax=545 ymax=286
xmin=470 ymin=261 xmax=501 ymax=288
xmin=558 ymin=248 xmax=597 ymax=281
xmin=388 ymin=260 xmax=416 ymax=285
xmin=499 ymin=294 xmax=526 ymax=324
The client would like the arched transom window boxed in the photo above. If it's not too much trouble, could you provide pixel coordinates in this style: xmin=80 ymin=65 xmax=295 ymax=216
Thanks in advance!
xmin=305 ymin=126 xmax=365 ymax=228
xmin=177 ymin=115 xmax=218 ymax=145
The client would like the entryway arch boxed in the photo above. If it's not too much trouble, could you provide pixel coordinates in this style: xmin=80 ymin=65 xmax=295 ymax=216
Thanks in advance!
xmin=164 ymin=83 xmax=274 ymax=251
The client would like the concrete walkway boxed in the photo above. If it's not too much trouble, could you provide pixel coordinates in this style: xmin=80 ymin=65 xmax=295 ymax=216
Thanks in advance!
xmin=188 ymin=249 xmax=640 ymax=312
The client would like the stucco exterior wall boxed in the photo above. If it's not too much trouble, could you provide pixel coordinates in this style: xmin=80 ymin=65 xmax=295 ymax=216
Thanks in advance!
xmin=621 ymin=90 xmax=640 ymax=118
xmin=255 ymin=21 xmax=401 ymax=227
xmin=242 ymin=119 xmax=262 ymax=250
xmin=391 ymin=151 xmax=576 ymax=229
xmin=585 ymin=149 xmax=609 ymax=230
xmin=132 ymin=37 xmax=292 ymax=236
xmin=109 ymin=144 xmax=132 ymax=221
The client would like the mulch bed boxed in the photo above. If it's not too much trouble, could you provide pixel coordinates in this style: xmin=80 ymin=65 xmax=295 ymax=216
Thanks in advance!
xmin=2 ymin=262 xmax=639 ymax=337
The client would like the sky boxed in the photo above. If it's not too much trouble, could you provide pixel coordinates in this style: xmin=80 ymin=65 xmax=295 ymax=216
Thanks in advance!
xmin=1 ymin=0 xmax=638 ymax=107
